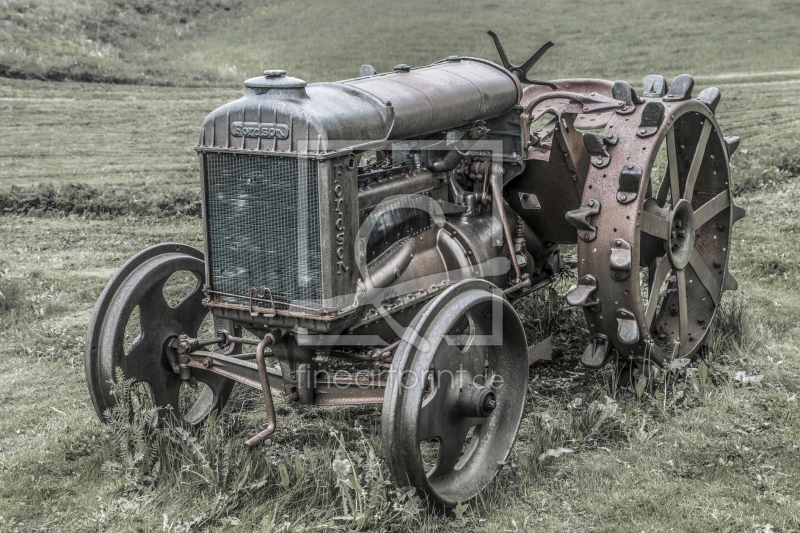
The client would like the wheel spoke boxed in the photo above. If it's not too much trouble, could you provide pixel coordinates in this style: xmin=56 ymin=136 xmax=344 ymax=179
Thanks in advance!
xmin=138 ymin=281 xmax=173 ymax=332
xmin=124 ymin=340 xmax=165 ymax=382
xmin=684 ymin=120 xmax=712 ymax=203
xmin=172 ymin=283 xmax=209 ymax=334
xmin=429 ymin=425 xmax=471 ymax=479
xmin=460 ymin=338 xmax=488 ymax=382
xmin=676 ymin=269 xmax=689 ymax=354
xmin=655 ymin=167 xmax=670 ymax=207
xmin=645 ymin=254 xmax=671 ymax=328
xmin=418 ymin=389 xmax=447 ymax=442
xmin=149 ymin=375 xmax=182 ymax=423
xmin=667 ymin=128 xmax=681 ymax=202
xmin=688 ymin=248 xmax=721 ymax=306
xmin=694 ymin=190 xmax=730 ymax=228
xmin=641 ymin=210 xmax=671 ymax=240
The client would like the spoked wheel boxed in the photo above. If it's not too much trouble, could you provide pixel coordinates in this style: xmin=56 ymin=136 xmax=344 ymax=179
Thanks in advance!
xmin=382 ymin=279 xmax=528 ymax=507
xmin=85 ymin=243 xmax=237 ymax=426
xmin=574 ymin=82 xmax=745 ymax=372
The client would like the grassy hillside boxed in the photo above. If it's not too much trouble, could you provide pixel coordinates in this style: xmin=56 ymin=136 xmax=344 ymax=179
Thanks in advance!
xmin=1 ymin=0 xmax=800 ymax=531
xmin=2 ymin=0 xmax=800 ymax=86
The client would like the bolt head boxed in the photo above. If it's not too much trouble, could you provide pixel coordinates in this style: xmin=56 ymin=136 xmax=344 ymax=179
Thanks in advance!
xmin=620 ymin=194 xmax=628 ymax=201
xmin=616 ymin=239 xmax=622 ymax=246
xmin=628 ymin=163 xmax=634 ymax=169
xmin=698 ymin=317 xmax=705 ymax=323
xmin=583 ymin=233 xmax=591 ymax=240
xmin=713 ymin=260 xmax=721 ymax=267
xmin=640 ymin=128 xmax=647 ymax=134
xmin=588 ymin=199 xmax=595 ymax=207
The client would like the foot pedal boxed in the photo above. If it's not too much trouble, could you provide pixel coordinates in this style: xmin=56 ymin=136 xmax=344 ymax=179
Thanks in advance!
xmin=581 ymin=333 xmax=613 ymax=368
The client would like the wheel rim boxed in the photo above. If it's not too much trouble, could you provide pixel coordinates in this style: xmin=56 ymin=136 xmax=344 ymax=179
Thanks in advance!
xmin=85 ymin=243 xmax=235 ymax=426
xmin=382 ymin=279 xmax=528 ymax=506
xmin=579 ymin=100 xmax=735 ymax=366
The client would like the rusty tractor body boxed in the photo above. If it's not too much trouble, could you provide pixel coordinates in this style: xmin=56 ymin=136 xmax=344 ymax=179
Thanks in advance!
xmin=86 ymin=33 xmax=743 ymax=506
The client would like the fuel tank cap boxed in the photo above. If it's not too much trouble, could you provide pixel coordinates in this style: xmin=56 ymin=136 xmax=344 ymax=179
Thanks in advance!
xmin=244 ymin=70 xmax=307 ymax=89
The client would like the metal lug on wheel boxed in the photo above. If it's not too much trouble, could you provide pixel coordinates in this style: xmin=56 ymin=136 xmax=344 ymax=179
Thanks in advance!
xmin=612 ymin=80 xmax=643 ymax=115
xmin=583 ymin=132 xmax=613 ymax=168
xmin=617 ymin=163 xmax=642 ymax=204
xmin=616 ymin=309 xmax=639 ymax=345
xmin=723 ymin=269 xmax=739 ymax=292
xmin=732 ymin=202 xmax=746 ymax=224
xmin=697 ymin=87 xmax=721 ymax=114
xmin=636 ymin=101 xmax=665 ymax=137
xmin=565 ymin=199 xmax=601 ymax=241
xmin=642 ymin=74 xmax=667 ymax=97
xmin=610 ymin=239 xmax=632 ymax=280
xmin=663 ymin=74 xmax=694 ymax=101
xmin=581 ymin=333 xmax=613 ymax=369
xmin=566 ymin=274 xmax=599 ymax=307
xmin=724 ymin=136 xmax=741 ymax=157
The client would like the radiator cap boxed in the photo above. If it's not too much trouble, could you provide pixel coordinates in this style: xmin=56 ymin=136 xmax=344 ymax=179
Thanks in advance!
xmin=244 ymin=70 xmax=307 ymax=89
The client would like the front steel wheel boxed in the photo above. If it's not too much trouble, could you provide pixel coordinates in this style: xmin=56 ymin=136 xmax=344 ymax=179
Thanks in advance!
xmin=85 ymin=243 xmax=237 ymax=426
xmin=381 ymin=279 xmax=528 ymax=507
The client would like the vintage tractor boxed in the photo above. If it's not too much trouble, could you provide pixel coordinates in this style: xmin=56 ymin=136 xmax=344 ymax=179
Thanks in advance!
xmin=85 ymin=32 xmax=744 ymax=506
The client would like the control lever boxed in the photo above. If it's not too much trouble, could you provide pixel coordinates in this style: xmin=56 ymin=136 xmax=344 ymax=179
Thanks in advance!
xmin=487 ymin=31 xmax=557 ymax=89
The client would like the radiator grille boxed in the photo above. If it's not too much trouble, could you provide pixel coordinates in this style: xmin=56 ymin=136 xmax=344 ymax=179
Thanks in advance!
xmin=204 ymin=153 xmax=322 ymax=311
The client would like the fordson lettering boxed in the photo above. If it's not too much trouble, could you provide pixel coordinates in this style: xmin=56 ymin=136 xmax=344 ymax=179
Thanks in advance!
xmin=333 ymin=168 xmax=348 ymax=274
xmin=230 ymin=121 xmax=289 ymax=139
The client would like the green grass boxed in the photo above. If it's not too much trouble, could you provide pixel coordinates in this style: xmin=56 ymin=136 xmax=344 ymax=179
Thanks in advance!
xmin=1 ymin=0 xmax=800 ymax=531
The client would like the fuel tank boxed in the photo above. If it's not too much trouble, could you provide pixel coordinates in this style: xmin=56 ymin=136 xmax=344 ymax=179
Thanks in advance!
xmin=196 ymin=58 xmax=520 ymax=156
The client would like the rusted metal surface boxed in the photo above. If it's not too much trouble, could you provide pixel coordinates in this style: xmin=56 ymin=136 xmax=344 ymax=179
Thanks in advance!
xmin=572 ymin=78 xmax=744 ymax=369
xmin=245 ymin=332 xmax=282 ymax=448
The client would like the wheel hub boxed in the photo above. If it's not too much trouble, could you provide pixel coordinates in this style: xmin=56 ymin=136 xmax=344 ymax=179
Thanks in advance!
xmin=667 ymin=199 xmax=696 ymax=270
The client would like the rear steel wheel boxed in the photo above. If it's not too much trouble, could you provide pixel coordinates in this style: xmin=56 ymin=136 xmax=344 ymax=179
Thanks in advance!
xmin=85 ymin=243 xmax=237 ymax=426
xmin=382 ymin=279 xmax=528 ymax=507
xmin=575 ymin=87 xmax=744 ymax=369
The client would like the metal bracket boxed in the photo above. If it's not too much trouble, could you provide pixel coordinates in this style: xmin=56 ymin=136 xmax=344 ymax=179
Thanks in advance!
xmin=697 ymin=87 xmax=721 ymax=114
xmin=581 ymin=333 xmax=613 ymax=369
xmin=663 ymin=74 xmax=694 ymax=102
xmin=584 ymin=132 xmax=617 ymax=168
xmin=616 ymin=308 xmax=639 ymax=344
xmin=566 ymin=199 xmax=601 ymax=242
xmin=617 ymin=163 xmax=642 ymax=204
xmin=642 ymin=75 xmax=667 ymax=97
xmin=610 ymin=238 xmax=632 ymax=280
xmin=518 ymin=192 xmax=542 ymax=209
xmin=566 ymin=274 xmax=600 ymax=310
xmin=612 ymin=80 xmax=643 ymax=115
xmin=636 ymin=101 xmax=665 ymax=138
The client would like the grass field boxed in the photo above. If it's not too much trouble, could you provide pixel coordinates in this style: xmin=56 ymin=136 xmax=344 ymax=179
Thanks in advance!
xmin=1 ymin=0 xmax=800 ymax=531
